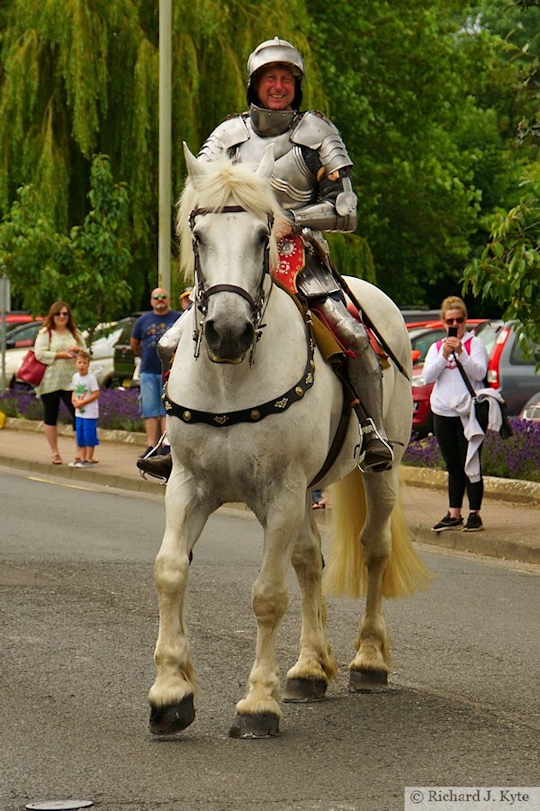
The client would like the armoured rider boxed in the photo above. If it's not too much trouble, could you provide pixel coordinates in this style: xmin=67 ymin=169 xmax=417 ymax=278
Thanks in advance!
xmin=139 ymin=37 xmax=393 ymax=481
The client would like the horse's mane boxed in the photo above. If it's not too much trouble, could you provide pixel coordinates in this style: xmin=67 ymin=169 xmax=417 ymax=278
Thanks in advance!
xmin=176 ymin=156 xmax=284 ymax=279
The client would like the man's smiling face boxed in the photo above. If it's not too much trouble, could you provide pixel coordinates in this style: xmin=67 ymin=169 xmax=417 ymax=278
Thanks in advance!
xmin=255 ymin=64 xmax=296 ymax=111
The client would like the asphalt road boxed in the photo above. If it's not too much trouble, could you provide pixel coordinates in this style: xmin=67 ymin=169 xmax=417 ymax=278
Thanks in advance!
xmin=1 ymin=467 xmax=539 ymax=811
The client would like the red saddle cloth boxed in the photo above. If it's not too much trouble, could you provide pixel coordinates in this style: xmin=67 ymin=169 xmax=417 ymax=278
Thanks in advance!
xmin=272 ymin=234 xmax=305 ymax=294
xmin=272 ymin=234 xmax=388 ymax=365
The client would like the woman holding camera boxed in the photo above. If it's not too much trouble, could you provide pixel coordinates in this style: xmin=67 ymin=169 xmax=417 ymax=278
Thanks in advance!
xmin=34 ymin=301 xmax=86 ymax=464
xmin=422 ymin=296 xmax=488 ymax=533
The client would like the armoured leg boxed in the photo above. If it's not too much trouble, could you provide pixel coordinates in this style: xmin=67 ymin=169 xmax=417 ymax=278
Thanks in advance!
xmin=139 ymin=316 xmax=185 ymax=483
xmin=158 ymin=314 xmax=184 ymax=370
xmin=316 ymin=297 xmax=393 ymax=473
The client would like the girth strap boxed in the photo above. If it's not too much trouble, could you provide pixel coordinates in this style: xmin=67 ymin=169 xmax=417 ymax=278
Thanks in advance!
xmin=308 ymin=377 xmax=352 ymax=489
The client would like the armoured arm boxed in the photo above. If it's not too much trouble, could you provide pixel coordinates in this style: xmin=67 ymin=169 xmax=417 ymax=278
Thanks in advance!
xmin=288 ymin=166 xmax=357 ymax=232
xmin=288 ymin=112 xmax=358 ymax=233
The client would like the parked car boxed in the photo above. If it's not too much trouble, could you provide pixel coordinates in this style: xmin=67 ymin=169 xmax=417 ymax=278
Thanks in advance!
xmin=84 ymin=316 xmax=139 ymax=389
xmin=474 ymin=320 xmax=540 ymax=415
xmin=0 ymin=312 xmax=42 ymax=333
xmin=0 ymin=321 xmax=44 ymax=389
xmin=400 ymin=308 xmax=441 ymax=324
xmin=520 ymin=391 xmax=540 ymax=422
xmin=111 ymin=313 xmax=144 ymax=387
xmin=0 ymin=317 xmax=137 ymax=390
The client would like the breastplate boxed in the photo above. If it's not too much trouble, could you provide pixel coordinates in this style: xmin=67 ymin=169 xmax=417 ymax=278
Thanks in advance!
xmin=234 ymin=126 xmax=317 ymax=211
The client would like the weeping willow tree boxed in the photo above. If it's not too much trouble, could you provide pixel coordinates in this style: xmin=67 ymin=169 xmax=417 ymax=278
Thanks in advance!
xmin=0 ymin=0 xmax=372 ymax=312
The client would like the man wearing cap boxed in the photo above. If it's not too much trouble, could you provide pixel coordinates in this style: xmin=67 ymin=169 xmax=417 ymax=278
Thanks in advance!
xmin=140 ymin=37 xmax=393 ymax=481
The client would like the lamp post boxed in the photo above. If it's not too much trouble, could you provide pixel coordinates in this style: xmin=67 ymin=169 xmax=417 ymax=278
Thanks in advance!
xmin=158 ymin=0 xmax=172 ymax=291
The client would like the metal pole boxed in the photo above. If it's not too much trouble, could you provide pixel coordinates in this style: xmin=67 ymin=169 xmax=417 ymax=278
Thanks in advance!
xmin=158 ymin=0 xmax=172 ymax=292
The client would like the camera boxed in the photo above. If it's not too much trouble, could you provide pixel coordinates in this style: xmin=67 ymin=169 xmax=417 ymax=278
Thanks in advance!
xmin=448 ymin=326 xmax=458 ymax=337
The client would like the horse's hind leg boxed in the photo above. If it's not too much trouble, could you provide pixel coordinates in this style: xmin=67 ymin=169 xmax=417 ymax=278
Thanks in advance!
xmin=349 ymin=471 xmax=396 ymax=691
xmin=283 ymin=505 xmax=338 ymax=702
xmin=148 ymin=479 xmax=212 ymax=735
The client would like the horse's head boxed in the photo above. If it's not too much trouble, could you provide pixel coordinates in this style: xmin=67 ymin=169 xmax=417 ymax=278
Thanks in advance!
xmin=178 ymin=144 xmax=282 ymax=364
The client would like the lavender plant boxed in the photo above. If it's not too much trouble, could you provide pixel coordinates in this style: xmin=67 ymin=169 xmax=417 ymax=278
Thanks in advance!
xmin=406 ymin=419 xmax=540 ymax=483
xmin=0 ymin=386 xmax=143 ymax=432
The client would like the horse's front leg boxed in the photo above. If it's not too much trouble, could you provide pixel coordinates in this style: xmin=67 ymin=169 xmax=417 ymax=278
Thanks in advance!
xmin=283 ymin=502 xmax=338 ymax=702
xmin=349 ymin=472 xmax=395 ymax=691
xmin=148 ymin=474 xmax=213 ymax=735
xmin=229 ymin=501 xmax=303 ymax=739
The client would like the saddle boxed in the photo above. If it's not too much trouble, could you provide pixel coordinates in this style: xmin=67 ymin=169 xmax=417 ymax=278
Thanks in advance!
xmin=272 ymin=234 xmax=389 ymax=370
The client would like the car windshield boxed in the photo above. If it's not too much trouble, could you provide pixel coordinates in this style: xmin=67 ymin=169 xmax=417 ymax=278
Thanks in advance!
xmin=409 ymin=328 xmax=446 ymax=363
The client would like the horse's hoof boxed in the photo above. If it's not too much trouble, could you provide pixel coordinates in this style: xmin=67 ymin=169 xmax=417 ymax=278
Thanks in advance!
xmin=348 ymin=669 xmax=388 ymax=693
xmin=283 ymin=678 xmax=327 ymax=702
xmin=149 ymin=695 xmax=195 ymax=735
xmin=229 ymin=712 xmax=280 ymax=739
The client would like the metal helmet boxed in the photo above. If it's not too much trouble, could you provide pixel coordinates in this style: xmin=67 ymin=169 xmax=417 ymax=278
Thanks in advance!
xmin=247 ymin=37 xmax=305 ymax=109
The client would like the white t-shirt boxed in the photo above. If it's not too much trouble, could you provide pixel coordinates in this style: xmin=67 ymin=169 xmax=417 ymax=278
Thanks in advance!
xmin=72 ymin=371 xmax=100 ymax=419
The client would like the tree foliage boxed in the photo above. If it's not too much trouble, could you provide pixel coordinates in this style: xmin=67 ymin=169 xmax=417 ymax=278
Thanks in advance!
xmin=0 ymin=0 xmax=538 ymax=314
xmin=463 ymin=0 xmax=540 ymax=345
xmin=0 ymin=155 xmax=131 ymax=334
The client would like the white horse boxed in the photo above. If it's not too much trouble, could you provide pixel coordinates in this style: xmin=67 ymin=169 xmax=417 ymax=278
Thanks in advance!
xmin=148 ymin=144 xmax=430 ymax=739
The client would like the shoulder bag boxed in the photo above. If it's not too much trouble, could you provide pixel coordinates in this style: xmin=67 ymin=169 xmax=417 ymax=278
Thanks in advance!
xmin=17 ymin=332 xmax=51 ymax=387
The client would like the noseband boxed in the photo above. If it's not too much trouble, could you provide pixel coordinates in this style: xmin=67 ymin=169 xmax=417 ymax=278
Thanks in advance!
xmin=189 ymin=205 xmax=273 ymax=363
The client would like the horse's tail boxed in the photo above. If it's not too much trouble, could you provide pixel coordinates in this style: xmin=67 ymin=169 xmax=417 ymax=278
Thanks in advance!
xmin=322 ymin=468 xmax=432 ymax=599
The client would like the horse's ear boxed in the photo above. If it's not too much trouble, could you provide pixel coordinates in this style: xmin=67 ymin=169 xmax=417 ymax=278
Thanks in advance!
xmin=255 ymin=144 xmax=275 ymax=179
xmin=183 ymin=142 xmax=207 ymax=187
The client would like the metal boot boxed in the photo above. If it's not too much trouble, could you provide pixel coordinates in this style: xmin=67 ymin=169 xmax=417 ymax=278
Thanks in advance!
xmin=317 ymin=297 xmax=393 ymax=473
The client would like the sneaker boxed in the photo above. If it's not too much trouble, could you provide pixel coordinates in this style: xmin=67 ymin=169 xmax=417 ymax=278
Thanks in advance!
xmin=431 ymin=513 xmax=464 ymax=532
xmin=463 ymin=512 xmax=483 ymax=532
xmin=75 ymin=460 xmax=94 ymax=468
xmin=139 ymin=446 xmax=155 ymax=459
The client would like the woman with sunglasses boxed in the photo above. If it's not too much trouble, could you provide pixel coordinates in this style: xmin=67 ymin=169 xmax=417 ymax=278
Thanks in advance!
xmin=422 ymin=296 xmax=489 ymax=533
xmin=34 ymin=301 xmax=86 ymax=464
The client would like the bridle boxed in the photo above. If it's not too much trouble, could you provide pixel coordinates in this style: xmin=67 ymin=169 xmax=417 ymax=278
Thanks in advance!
xmin=189 ymin=205 xmax=273 ymax=365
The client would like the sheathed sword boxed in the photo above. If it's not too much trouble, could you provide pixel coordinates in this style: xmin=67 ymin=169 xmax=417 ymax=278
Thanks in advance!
xmin=302 ymin=230 xmax=410 ymax=381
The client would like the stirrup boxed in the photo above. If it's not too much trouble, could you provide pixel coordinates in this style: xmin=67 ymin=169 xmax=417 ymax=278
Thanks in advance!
xmin=137 ymin=435 xmax=171 ymax=484
xmin=137 ymin=454 xmax=172 ymax=484
xmin=354 ymin=418 xmax=394 ymax=473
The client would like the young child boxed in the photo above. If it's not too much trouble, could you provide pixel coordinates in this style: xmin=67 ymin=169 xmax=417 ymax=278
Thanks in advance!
xmin=71 ymin=349 xmax=100 ymax=467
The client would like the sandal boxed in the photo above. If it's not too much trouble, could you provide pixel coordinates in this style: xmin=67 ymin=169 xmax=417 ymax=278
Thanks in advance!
xmin=51 ymin=454 xmax=62 ymax=465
